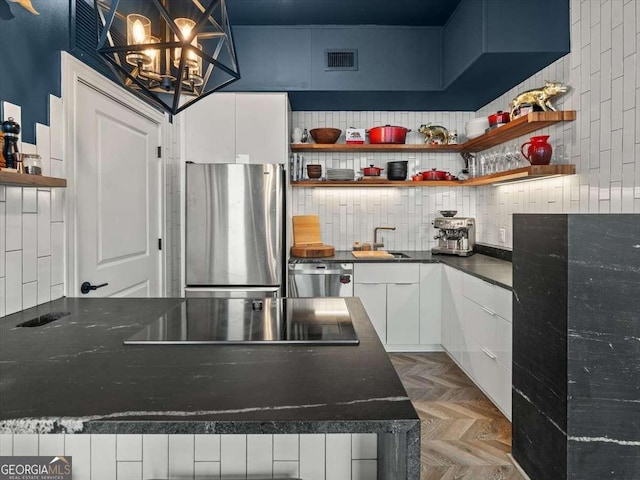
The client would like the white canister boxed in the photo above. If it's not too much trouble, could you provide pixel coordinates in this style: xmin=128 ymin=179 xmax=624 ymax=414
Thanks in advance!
xmin=292 ymin=127 xmax=303 ymax=143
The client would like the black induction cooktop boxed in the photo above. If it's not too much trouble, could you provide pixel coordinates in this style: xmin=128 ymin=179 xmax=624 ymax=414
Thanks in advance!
xmin=125 ymin=297 xmax=359 ymax=345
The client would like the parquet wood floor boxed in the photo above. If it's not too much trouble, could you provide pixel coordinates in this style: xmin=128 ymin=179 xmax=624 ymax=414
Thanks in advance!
xmin=390 ymin=352 xmax=525 ymax=480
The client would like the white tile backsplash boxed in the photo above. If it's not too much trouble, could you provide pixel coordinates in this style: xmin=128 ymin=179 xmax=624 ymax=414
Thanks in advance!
xmin=13 ymin=434 xmax=39 ymax=455
xmin=22 ymin=281 xmax=37 ymax=310
xmin=5 ymin=251 xmax=22 ymax=315
xmin=36 ymin=123 xmax=51 ymax=176
xmin=22 ymin=213 xmax=37 ymax=283
xmin=38 ymin=434 xmax=65 ymax=456
xmin=50 ymin=95 xmax=64 ymax=160
xmin=117 ymin=434 xmax=142 ymax=461
xmin=0 ymin=97 xmax=66 ymax=318
xmin=6 ymin=187 xmax=22 ymax=251
xmin=91 ymin=435 xmax=117 ymax=480
xmin=142 ymin=435 xmax=169 ymax=479
xmin=195 ymin=434 xmax=221 ymax=462
xmin=168 ymin=434 xmax=194 ymax=479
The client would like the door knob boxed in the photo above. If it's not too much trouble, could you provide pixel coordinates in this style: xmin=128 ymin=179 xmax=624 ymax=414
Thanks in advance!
xmin=80 ymin=282 xmax=108 ymax=294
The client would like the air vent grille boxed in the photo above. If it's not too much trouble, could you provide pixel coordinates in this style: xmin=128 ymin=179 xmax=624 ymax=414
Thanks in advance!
xmin=325 ymin=49 xmax=358 ymax=71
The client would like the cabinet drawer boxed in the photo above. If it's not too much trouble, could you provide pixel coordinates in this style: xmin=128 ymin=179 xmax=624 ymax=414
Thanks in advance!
xmin=461 ymin=297 xmax=496 ymax=351
xmin=495 ymin=315 xmax=512 ymax=369
xmin=462 ymin=274 xmax=512 ymax=323
xmin=463 ymin=333 xmax=512 ymax=420
xmin=494 ymin=287 xmax=512 ymax=322
xmin=354 ymin=263 xmax=420 ymax=284
xmin=462 ymin=274 xmax=495 ymax=311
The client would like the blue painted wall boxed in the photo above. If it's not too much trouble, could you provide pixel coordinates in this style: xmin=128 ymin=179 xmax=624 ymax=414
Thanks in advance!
xmin=442 ymin=0 xmax=484 ymax=88
xmin=0 ymin=0 xmax=70 ymax=144
xmin=0 ymin=0 xmax=570 ymax=124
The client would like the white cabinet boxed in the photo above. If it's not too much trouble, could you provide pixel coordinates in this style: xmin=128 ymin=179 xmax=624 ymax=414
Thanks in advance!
xmin=354 ymin=263 xmax=420 ymax=348
xmin=386 ymin=283 xmax=420 ymax=344
xmin=183 ymin=92 xmax=289 ymax=164
xmin=353 ymin=283 xmax=387 ymax=343
xmin=419 ymin=264 xmax=442 ymax=345
xmin=442 ymin=269 xmax=513 ymax=419
xmin=441 ymin=266 xmax=464 ymax=364
xmin=353 ymin=263 xmax=441 ymax=350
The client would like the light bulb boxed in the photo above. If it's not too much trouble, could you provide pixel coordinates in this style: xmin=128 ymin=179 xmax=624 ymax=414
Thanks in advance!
xmin=132 ymin=19 xmax=146 ymax=44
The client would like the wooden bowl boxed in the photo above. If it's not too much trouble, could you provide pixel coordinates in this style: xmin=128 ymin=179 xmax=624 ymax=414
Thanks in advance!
xmin=310 ymin=128 xmax=341 ymax=144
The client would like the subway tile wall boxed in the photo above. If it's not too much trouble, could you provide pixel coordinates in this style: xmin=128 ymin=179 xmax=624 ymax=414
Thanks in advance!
xmin=0 ymin=433 xmax=377 ymax=480
xmin=290 ymin=112 xmax=477 ymax=250
xmin=0 ymin=98 xmax=66 ymax=317
xmin=474 ymin=0 xmax=640 ymax=247
xmin=292 ymin=0 xmax=640 ymax=250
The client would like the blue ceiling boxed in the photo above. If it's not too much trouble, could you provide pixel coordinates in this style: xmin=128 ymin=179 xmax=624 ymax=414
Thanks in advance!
xmin=226 ymin=0 xmax=463 ymax=26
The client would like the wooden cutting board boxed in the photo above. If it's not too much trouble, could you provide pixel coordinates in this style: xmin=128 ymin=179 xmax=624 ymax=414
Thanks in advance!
xmin=292 ymin=215 xmax=322 ymax=246
xmin=291 ymin=245 xmax=335 ymax=258
xmin=351 ymin=250 xmax=394 ymax=259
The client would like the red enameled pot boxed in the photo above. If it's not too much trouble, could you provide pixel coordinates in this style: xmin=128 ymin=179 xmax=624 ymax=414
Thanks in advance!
xmin=488 ymin=111 xmax=511 ymax=127
xmin=368 ymin=125 xmax=411 ymax=144
xmin=362 ymin=165 xmax=384 ymax=176
xmin=422 ymin=168 xmax=447 ymax=180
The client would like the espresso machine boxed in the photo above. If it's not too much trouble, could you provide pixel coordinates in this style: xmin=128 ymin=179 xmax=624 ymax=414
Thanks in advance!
xmin=431 ymin=213 xmax=475 ymax=256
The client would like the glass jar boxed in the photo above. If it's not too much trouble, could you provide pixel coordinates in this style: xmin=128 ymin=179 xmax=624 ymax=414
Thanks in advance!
xmin=22 ymin=154 xmax=42 ymax=175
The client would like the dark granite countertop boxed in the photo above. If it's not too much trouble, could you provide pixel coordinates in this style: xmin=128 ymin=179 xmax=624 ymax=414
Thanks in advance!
xmin=290 ymin=251 xmax=513 ymax=289
xmin=0 ymin=297 xmax=418 ymax=435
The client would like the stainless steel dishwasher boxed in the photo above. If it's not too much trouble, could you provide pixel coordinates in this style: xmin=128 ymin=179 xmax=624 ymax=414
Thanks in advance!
xmin=288 ymin=263 xmax=354 ymax=297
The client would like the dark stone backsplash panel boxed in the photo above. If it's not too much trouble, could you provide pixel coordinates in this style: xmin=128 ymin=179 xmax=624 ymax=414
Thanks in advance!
xmin=512 ymin=214 xmax=640 ymax=480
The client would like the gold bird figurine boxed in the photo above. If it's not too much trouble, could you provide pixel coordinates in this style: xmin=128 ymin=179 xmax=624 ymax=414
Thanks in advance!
xmin=10 ymin=0 xmax=39 ymax=15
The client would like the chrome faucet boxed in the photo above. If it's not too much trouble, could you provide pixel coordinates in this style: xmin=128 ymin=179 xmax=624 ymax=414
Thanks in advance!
xmin=374 ymin=226 xmax=396 ymax=250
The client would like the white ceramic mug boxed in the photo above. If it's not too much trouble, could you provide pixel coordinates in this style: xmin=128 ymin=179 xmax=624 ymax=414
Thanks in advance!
xmin=292 ymin=127 xmax=302 ymax=143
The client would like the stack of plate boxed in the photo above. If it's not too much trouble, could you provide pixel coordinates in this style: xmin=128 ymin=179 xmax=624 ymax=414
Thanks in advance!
xmin=326 ymin=168 xmax=355 ymax=181
xmin=386 ymin=161 xmax=408 ymax=180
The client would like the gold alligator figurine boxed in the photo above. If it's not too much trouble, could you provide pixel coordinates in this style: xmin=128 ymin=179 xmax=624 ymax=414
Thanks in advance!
xmin=509 ymin=81 xmax=568 ymax=119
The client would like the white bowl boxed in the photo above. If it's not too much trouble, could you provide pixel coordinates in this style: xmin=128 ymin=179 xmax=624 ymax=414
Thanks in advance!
xmin=465 ymin=118 xmax=490 ymax=137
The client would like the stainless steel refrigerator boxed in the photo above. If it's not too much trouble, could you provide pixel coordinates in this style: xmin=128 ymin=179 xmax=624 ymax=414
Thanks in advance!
xmin=185 ymin=163 xmax=284 ymax=298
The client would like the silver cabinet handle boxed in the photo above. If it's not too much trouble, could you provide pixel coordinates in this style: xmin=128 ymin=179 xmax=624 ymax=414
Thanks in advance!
xmin=482 ymin=347 xmax=497 ymax=359
xmin=480 ymin=305 xmax=496 ymax=316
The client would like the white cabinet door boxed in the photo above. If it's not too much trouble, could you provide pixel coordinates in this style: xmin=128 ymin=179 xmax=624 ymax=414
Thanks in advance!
xmin=236 ymin=93 xmax=288 ymax=164
xmin=443 ymin=266 xmax=464 ymax=364
xmin=419 ymin=264 xmax=442 ymax=344
xmin=386 ymin=283 xmax=420 ymax=345
xmin=183 ymin=93 xmax=236 ymax=163
xmin=354 ymin=283 xmax=387 ymax=343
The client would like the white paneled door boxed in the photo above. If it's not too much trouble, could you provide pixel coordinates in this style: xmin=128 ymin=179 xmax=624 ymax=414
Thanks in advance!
xmin=74 ymin=82 xmax=162 ymax=298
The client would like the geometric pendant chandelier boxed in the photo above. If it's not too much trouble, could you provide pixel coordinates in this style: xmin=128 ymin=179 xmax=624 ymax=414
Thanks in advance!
xmin=94 ymin=0 xmax=241 ymax=115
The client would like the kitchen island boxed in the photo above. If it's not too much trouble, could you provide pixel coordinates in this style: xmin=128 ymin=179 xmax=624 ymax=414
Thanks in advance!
xmin=0 ymin=297 xmax=419 ymax=479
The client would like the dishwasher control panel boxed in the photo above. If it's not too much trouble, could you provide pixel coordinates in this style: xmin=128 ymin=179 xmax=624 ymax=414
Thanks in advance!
xmin=288 ymin=263 xmax=354 ymax=298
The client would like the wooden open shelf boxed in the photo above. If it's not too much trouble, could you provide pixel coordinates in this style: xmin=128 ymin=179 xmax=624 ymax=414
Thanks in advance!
xmin=0 ymin=171 xmax=67 ymax=188
xmin=290 ymin=111 xmax=576 ymax=154
xmin=291 ymin=164 xmax=576 ymax=188
xmin=291 ymin=143 xmax=463 ymax=153
xmin=462 ymin=164 xmax=576 ymax=186
xmin=462 ymin=111 xmax=576 ymax=152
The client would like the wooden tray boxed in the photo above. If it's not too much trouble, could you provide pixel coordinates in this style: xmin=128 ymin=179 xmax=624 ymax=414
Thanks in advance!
xmin=351 ymin=250 xmax=394 ymax=259
xmin=291 ymin=245 xmax=335 ymax=258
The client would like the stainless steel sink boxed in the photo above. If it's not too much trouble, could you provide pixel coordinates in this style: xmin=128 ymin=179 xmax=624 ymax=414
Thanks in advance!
xmin=387 ymin=251 xmax=410 ymax=259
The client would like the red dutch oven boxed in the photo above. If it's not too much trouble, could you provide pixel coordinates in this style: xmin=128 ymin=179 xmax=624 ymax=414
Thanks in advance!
xmin=368 ymin=125 xmax=411 ymax=144
xmin=422 ymin=168 xmax=447 ymax=180
xmin=362 ymin=165 xmax=384 ymax=176
xmin=488 ymin=111 xmax=510 ymax=127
